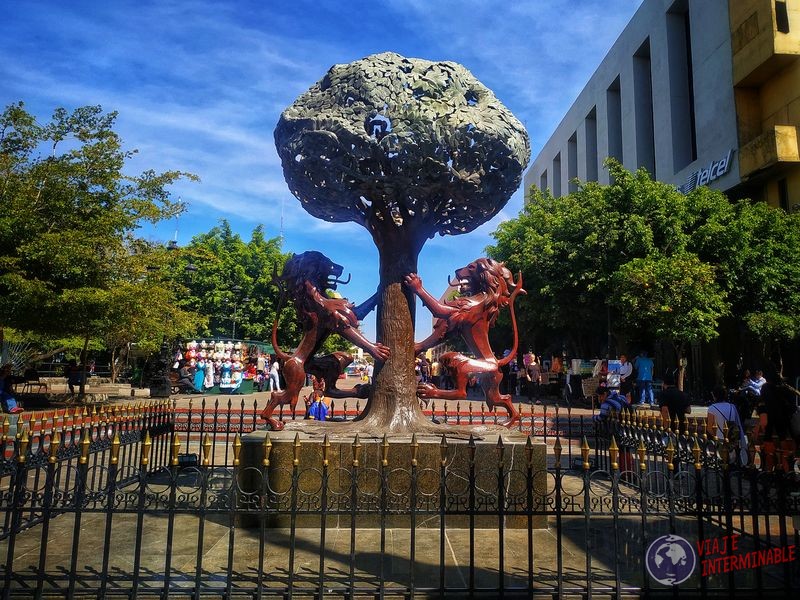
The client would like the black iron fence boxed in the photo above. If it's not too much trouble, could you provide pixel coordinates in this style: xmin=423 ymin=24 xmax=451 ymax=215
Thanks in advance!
xmin=0 ymin=400 xmax=798 ymax=598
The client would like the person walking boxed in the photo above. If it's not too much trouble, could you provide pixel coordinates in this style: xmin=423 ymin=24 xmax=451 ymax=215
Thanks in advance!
xmin=633 ymin=350 xmax=654 ymax=405
xmin=269 ymin=358 xmax=281 ymax=392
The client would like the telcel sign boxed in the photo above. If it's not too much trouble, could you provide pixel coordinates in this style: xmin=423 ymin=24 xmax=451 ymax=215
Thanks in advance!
xmin=678 ymin=149 xmax=734 ymax=194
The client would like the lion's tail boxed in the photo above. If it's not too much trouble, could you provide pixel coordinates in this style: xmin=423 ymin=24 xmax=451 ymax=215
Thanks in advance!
xmin=498 ymin=272 xmax=526 ymax=367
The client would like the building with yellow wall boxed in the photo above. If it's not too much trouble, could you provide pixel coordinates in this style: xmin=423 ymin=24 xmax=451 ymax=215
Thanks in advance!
xmin=526 ymin=0 xmax=800 ymax=212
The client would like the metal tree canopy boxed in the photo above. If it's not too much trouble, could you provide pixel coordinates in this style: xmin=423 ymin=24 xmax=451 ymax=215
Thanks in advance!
xmin=275 ymin=51 xmax=530 ymax=236
xmin=274 ymin=52 xmax=530 ymax=434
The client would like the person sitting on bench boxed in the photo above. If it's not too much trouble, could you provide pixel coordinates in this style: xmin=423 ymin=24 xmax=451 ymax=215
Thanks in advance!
xmin=0 ymin=364 xmax=24 ymax=413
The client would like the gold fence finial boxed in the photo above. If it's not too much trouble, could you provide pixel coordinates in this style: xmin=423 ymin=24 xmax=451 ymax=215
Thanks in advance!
xmin=581 ymin=436 xmax=591 ymax=471
xmin=111 ymin=430 xmax=121 ymax=465
xmin=171 ymin=434 xmax=181 ymax=467
xmin=638 ymin=440 xmax=647 ymax=472
xmin=692 ymin=437 xmax=702 ymax=470
xmin=80 ymin=427 xmax=91 ymax=464
xmin=440 ymin=434 xmax=448 ymax=467
xmin=352 ymin=434 xmax=362 ymax=467
xmin=233 ymin=434 xmax=242 ymax=466
xmin=141 ymin=431 xmax=153 ymax=467
xmin=293 ymin=432 xmax=302 ymax=466
xmin=381 ymin=434 xmax=389 ymax=468
xmin=323 ymin=434 xmax=331 ymax=467
xmin=263 ymin=433 xmax=272 ymax=467
xmin=201 ymin=433 xmax=211 ymax=466
xmin=410 ymin=433 xmax=419 ymax=467
xmin=50 ymin=430 xmax=62 ymax=464
xmin=17 ymin=428 xmax=30 ymax=464
xmin=609 ymin=435 xmax=619 ymax=471
xmin=665 ymin=438 xmax=675 ymax=471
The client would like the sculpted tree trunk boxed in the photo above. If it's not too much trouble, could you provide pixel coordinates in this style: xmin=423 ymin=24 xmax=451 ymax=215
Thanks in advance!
xmin=359 ymin=231 xmax=425 ymax=430
xmin=274 ymin=52 xmax=530 ymax=433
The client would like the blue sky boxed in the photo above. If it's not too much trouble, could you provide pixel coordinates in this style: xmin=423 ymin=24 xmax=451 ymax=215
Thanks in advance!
xmin=3 ymin=0 xmax=643 ymax=340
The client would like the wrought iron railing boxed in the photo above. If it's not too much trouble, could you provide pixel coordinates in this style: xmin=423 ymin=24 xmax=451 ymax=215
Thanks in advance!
xmin=1 ymin=400 xmax=798 ymax=598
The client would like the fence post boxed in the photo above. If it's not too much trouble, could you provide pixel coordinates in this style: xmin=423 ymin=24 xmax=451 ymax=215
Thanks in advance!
xmin=67 ymin=428 xmax=91 ymax=599
xmin=2 ymin=429 xmax=30 ymax=600
xmin=319 ymin=434 xmax=332 ymax=600
xmin=409 ymin=433 xmax=419 ymax=598
xmin=348 ymin=434 xmax=361 ymax=599
xmin=581 ymin=436 xmax=593 ymax=599
xmin=439 ymin=435 xmax=448 ymax=597
xmin=34 ymin=430 xmax=61 ymax=600
xmin=692 ymin=437 xmax=707 ymax=598
xmin=496 ymin=436 xmax=506 ymax=598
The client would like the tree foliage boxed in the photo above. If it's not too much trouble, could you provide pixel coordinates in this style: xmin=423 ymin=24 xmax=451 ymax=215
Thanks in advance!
xmin=488 ymin=160 xmax=800 ymax=370
xmin=172 ymin=221 xmax=349 ymax=354
xmin=0 ymin=102 xmax=202 ymax=376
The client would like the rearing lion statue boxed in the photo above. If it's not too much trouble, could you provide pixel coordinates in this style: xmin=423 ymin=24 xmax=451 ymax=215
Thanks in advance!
xmin=404 ymin=258 xmax=525 ymax=426
xmin=260 ymin=251 xmax=389 ymax=430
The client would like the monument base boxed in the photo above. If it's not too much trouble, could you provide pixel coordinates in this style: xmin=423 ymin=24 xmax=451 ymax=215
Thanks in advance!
xmin=240 ymin=429 xmax=547 ymax=529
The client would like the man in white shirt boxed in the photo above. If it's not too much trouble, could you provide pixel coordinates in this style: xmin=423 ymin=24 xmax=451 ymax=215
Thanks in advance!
xmin=366 ymin=362 xmax=374 ymax=385
xmin=619 ymin=354 xmax=634 ymax=401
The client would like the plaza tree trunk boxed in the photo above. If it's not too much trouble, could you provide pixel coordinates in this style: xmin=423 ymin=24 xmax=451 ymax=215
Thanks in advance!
xmin=356 ymin=231 xmax=427 ymax=431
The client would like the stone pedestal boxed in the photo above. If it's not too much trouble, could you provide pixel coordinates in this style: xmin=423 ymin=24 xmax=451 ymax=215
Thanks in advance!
xmin=239 ymin=429 xmax=547 ymax=529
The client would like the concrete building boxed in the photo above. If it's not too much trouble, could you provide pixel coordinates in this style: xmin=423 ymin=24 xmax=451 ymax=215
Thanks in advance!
xmin=526 ymin=0 xmax=800 ymax=211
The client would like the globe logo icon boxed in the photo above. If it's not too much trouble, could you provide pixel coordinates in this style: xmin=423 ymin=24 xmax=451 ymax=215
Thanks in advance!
xmin=645 ymin=534 xmax=697 ymax=585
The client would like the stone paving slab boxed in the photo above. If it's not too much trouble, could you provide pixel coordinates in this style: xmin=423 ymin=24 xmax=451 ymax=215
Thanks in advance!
xmin=4 ymin=508 xmax=790 ymax=597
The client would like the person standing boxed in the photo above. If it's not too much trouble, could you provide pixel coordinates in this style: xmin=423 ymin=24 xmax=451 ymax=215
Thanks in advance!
xmin=269 ymin=357 xmax=281 ymax=392
xmin=618 ymin=354 xmax=633 ymax=401
xmin=430 ymin=359 xmax=441 ymax=388
xmin=0 ymin=364 xmax=24 ymax=413
xmin=366 ymin=362 xmax=374 ymax=385
xmin=658 ymin=379 xmax=691 ymax=427
xmin=706 ymin=385 xmax=748 ymax=465
xmin=633 ymin=350 xmax=654 ymax=405
xmin=526 ymin=354 xmax=542 ymax=404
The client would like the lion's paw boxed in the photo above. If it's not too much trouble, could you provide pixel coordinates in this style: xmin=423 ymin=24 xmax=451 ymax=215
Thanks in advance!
xmin=416 ymin=383 xmax=437 ymax=398
xmin=373 ymin=343 xmax=390 ymax=361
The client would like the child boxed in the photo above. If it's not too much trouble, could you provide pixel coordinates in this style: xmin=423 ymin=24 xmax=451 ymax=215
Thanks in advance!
xmin=305 ymin=375 xmax=328 ymax=421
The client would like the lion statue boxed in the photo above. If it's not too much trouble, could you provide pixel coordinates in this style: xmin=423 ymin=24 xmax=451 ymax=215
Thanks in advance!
xmin=404 ymin=258 xmax=525 ymax=426
xmin=260 ymin=251 xmax=389 ymax=429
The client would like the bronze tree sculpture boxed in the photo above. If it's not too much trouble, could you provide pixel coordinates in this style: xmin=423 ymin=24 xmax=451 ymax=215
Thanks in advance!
xmin=274 ymin=52 xmax=530 ymax=433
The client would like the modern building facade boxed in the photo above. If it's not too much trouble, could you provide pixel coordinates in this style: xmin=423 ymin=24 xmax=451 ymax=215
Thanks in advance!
xmin=526 ymin=0 xmax=800 ymax=211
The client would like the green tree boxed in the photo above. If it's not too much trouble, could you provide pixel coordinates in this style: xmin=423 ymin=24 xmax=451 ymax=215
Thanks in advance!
xmin=724 ymin=202 xmax=800 ymax=372
xmin=488 ymin=161 xmax=733 ymax=386
xmin=173 ymin=221 xmax=349 ymax=354
xmin=0 ymin=102 xmax=199 ymax=385
xmin=612 ymin=253 xmax=727 ymax=388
